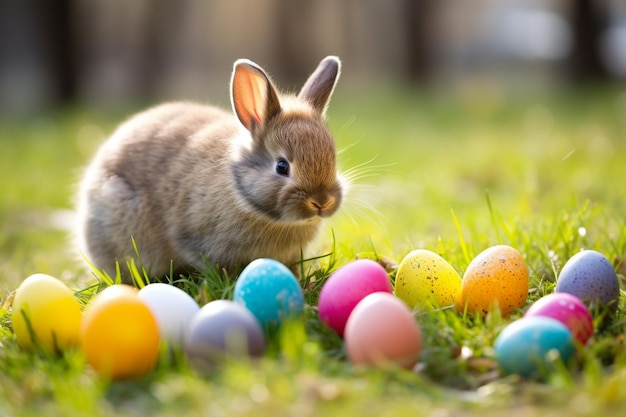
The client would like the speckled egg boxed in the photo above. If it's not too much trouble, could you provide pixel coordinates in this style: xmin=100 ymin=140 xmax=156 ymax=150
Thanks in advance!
xmin=233 ymin=258 xmax=304 ymax=332
xmin=344 ymin=292 xmax=422 ymax=369
xmin=524 ymin=292 xmax=593 ymax=344
xmin=318 ymin=259 xmax=393 ymax=337
xmin=460 ymin=245 xmax=529 ymax=317
xmin=555 ymin=250 xmax=620 ymax=310
xmin=494 ymin=316 xmax=575 ymax=378
xmin=394 ymin=249 xmax=462 ymax=310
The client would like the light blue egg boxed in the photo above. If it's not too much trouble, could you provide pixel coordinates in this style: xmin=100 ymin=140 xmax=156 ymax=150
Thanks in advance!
xmin=555 ymin=250 xmax=619 ymax=307
xmin=494 ymin=316 xmax=575 ymax=378
xmin=233 ymin=258 xmax=304 ymax=332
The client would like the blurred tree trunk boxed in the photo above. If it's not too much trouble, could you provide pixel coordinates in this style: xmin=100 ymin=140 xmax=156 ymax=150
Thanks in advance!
xmin=403 ymin=0 xmax=435 ymax=82
xmin=569 ymin=0 xmax=609 ymax=82
xmin=274 ymin=0 xmax=318 ymax=84
xmin=0 ymin=0 xmax=77 ymax=113
xmin=46 ymin=0 xmax=77 ymax=102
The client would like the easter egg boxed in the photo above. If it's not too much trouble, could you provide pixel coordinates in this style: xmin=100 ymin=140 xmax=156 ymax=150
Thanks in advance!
xmin=138 ymin=283 xmax=200 ymax=346
xmin=344 ymin=292 xmax=422 ymax=369
xmin=318 ymin=259 xmax=393 ymax=337
xmin=80 ymin=285 xmax=159 ymax=380
xmin=555 ymin=250 xmax=619 ymax=309
xmin=494 ymin=316 xmax=575 ymax=378
xmin=460 ymin=245 xmax=529 ymax=317
xmin=11 ymin=273 xmax=82 ymax=352
xmin=394 ymin=249 xmax=462 ymax=310
xmin=233 ymin=259 xmax=304 ymax=332
xmin=524 ymin=293 xmax=593 ymax=344
xmin=185 ymin=300 xmax=265 ymax=366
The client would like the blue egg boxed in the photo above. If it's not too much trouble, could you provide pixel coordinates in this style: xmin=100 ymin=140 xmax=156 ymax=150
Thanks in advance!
xmin=233 ymin=258 xmax=304 ymax=331
xmin=494 ymin=316 xmax=575 ymax=378
xmin=555 ymin=250 xmax=619 ymax=307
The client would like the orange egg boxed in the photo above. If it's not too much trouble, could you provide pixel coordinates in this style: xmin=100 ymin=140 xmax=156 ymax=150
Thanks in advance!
xmin=460 ymin=245 xmax=529 ymax=317
xmin=80 ymin=285 xmax=159 ymax=380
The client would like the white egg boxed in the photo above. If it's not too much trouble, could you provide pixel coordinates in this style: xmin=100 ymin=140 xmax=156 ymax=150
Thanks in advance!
xmin=138 ymin=283 xmax=200 ymax=346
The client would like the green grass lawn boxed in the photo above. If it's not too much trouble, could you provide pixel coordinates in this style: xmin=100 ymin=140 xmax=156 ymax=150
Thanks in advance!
xmin=1 ymin=84 xmax=626 ymax=416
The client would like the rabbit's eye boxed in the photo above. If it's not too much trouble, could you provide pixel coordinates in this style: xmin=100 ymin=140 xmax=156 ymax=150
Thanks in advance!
xmin=276 ymin=159 xmax=290 ymax=176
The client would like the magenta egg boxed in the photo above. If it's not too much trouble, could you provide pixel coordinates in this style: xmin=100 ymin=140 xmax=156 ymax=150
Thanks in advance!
xmin=318 ymin=259 xmax=393 ymax=337
xmin=524 ymin=292 xmax=593 ymax=344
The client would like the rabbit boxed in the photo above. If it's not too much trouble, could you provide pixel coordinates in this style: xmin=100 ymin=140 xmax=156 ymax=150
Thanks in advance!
xmin=76 ymin=56 xmax=344 ymax=281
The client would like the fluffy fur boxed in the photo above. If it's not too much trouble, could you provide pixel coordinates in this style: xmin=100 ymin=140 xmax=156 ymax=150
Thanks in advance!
xmin=76 ymin=57 xmax=343 ymax=279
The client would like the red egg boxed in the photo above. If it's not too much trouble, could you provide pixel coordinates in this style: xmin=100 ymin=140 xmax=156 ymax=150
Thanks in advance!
xmin=344 ymin=292 xmax=422 ymax=369
xmin=318 ymin=259 xmax=393 ymax=337
xmin=524 ymin=292 xmax=593 ymax=344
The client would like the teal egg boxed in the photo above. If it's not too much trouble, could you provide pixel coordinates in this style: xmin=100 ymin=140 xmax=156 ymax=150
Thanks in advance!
xmin=494 ymin=316 xmax=575 ymax=378
xmin=233 ymin=259 xmax=304 ymax=332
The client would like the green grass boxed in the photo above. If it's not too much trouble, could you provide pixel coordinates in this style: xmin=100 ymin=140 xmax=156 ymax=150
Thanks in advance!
xmin=2 ymin=84 xmax=626 ymax=416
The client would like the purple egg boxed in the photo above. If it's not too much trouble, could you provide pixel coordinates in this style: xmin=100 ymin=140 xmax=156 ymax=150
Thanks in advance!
xmin=555 ymin=250 xmax=619 ymax=309
xmin=185 ymin=300 xmax=265 ymax=367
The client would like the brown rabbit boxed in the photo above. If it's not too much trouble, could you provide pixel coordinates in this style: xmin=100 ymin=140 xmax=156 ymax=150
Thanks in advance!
xmin=76 ymin=56 xmax=343 ymax=280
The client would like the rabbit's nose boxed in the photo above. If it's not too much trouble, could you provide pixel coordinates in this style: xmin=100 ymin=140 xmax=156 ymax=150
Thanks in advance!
xmin=310 ymin=195 xmax=336 ymax=215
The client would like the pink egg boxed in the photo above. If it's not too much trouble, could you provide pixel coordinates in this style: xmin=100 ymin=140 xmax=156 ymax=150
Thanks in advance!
xmin=524 ymin=292 xmax=593 ymax=344
xmin=344 ymin=292 xmax=422 ymax=369
xmin=318 ymin=259 xmax=393 ymax=337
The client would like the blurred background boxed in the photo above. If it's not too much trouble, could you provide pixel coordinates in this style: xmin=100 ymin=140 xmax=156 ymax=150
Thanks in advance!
xmin=1 ymin=0 xmax=626 ymax=287
xmin=1 ymin=0 xmax=625 ymax=116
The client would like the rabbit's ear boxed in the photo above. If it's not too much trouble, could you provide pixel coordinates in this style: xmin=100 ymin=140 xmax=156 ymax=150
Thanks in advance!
xmin=231 ymin=60 xmax=281 ymax=133
xmin=298 ymin=56 xmax=341 ymax=115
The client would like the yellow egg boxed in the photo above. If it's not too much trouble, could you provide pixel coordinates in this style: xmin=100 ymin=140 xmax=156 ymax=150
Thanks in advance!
xmin=80 ymin=285 xmax=159 ymax=380
xmin=11 ymin=273 xmax=82 ymax=352
xmin=394 ymin=250 xmax=462 ymax=310
xmin=460 ymin=245 xmax=529 ymax=317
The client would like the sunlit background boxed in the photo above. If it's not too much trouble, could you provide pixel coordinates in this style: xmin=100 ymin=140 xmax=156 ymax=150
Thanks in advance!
xmin=1 ymin=0 xmax=625 ymax=115
xmin=1 ymin=0 xmax=625 ymax=287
